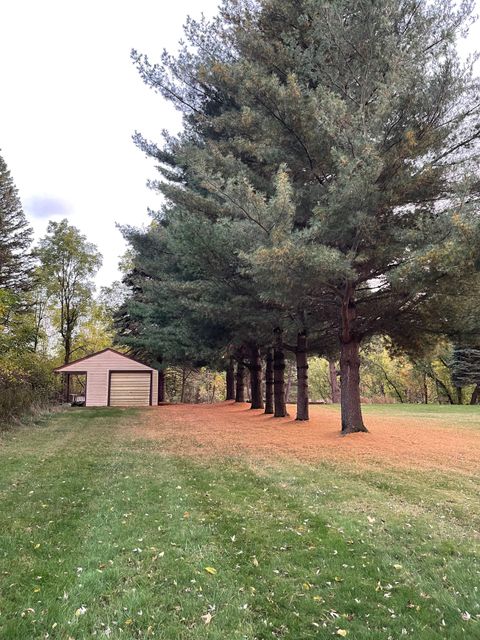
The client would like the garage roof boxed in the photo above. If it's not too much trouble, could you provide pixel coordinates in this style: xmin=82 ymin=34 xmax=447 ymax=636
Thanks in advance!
xmin=54 ymin=348 xmax=154 ymax=373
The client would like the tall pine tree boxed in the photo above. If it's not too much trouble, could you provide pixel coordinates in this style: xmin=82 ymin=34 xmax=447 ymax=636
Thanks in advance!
xmin=0 ymin=152 xmax=32 ymax=293
xmin=132 ymin=0 xmax=480 ymax=431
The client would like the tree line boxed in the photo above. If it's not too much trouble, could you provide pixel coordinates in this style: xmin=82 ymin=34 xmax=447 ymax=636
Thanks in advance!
xmin=117 ymin=0 xmax=480 ymax=433
xmin=0 ymin=152 xmax=112 ymax=426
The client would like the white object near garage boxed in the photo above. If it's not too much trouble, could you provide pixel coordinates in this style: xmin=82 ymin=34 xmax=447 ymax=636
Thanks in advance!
xmin=54 ymin=349 xmax=159 ymax=407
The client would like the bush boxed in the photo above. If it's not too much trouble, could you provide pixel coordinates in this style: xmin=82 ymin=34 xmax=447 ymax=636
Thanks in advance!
xmin=0 ymin=353 xmax=56 ymax=431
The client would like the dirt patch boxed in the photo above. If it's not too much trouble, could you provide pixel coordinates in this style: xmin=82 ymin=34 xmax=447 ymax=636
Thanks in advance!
xmin=129 ymin=402 xmax=480 ymax=473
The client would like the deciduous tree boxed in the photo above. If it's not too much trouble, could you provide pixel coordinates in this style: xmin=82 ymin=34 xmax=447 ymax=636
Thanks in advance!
xmin=36 ymin=219 xmax=102 ymax=365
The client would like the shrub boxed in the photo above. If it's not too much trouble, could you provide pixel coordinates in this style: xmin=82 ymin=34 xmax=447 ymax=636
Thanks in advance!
xmin=0 ymin=353 xmax=56 ymax=431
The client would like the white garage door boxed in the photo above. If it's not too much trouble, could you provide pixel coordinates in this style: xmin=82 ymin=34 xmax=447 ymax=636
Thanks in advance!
xmin=109 ymin=372 xmax=151 ymax=406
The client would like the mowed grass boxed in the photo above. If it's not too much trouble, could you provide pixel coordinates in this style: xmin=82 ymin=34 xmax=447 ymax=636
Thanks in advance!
xmin=0 ymin=407 xmax=479 ymax=639
xmin=361 ymin=403 xmax=480 ymax=429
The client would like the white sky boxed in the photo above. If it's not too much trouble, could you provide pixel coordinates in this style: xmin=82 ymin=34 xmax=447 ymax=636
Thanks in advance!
xmin=0 ymin=0 xmax=479 ymax=288
xmin=0 ymin=0 xmax=219 ymax=287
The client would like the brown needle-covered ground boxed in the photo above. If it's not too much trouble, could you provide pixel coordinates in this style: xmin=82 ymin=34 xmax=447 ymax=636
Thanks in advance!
xmin=129 ymin=401 xmax=480 ymax=473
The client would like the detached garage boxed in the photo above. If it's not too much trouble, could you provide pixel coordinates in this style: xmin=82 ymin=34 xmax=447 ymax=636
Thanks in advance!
xmin=55 ymin=348 xmax=159 ymax=407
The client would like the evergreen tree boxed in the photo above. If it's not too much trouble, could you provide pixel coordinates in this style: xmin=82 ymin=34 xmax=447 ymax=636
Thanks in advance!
xmin=117 ymin=212 xmax=276 ymax=406
xmin=0 ymin=152 xmax=32 ymax=293
xmin=451 ymin=345 xmax=480 ymax=404
xmin=133 ymin=0 xmax=480 ymax=433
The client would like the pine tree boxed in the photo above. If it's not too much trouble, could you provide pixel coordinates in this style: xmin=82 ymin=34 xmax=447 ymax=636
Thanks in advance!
xmin=451 ymin=345 xmax=480 ymax=404
xmin=0 ymin=152 xmax=32 ymax=293
xmin=118 ymin=210 xmax=277 ymax=408
xmin=133 ymin=0 xmax=480 ymax=433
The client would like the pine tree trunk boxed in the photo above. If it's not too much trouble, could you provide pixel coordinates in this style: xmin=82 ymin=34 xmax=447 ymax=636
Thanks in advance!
xmin=470 ymin=384 xmax=480 ymax=405
xmin=249 ymin=345 xmax=264 ymax=409
xmin=158 ymin=370 xmax=165 ymax=403
xmin=423 ymin=373 xmax=428 ymax=404
xmin=264 ymin=349 xmax=274 ymax=414
xmin=235 ymin=361 xmax=246 ymax=402
xmin=339 ymin=286 xmax=367 ymax=434
xmin=285 ymin=362 xmax=293 ymax=404
xmin=328 ymin=360 xmax=341 ymax=403
xmin=245 ymin=370 xmax=251 ymax=402
xmin=273 ymin=329 xmax=288 ymax=417
xmin=340 ymin=339 xmax=367 ymax=434
xmin=456 ymin=386 xmax=463 ymax=405
xmin=296 ymin=332 xmax=309 ymax=421
xmin=226 ymin=357 xmax=235 ymax=400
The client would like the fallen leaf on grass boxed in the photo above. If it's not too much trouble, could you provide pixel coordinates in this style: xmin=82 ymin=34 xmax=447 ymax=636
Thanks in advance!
xmin=205 ymin=567 xmax=217 ymax=575
xmin=337 ymin=630 xmax=348 ymax=637
xmin=201 ymin=612 xmax=213 ymax=625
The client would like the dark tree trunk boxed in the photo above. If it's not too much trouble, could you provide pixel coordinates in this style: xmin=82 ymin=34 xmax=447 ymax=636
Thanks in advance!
xmin=296 ymin=332 xmax=309 ymax=421
xmin=456 ymin=386 xmax=463 ymax=405
xmin=226 ymin=357 xmax=235 ymax=400
xmin=245 ymin=370 xmax=251 ymax=402
xmin=423 ymin=373 xmax=428 ymax=404
xmin=63 ymin=373 xmax=70 ymax=403
xmin=64 ymin=332 xmax=72 ymax=366
xmin=285 ymin=361 xmax=293 ymax=404
xmin=62 ymin=329 xmax=72 ymax=403
xmin=235 ymin=361 xmax=246 ymax=402
xmin=249 ymin=345 xmax=264 ymax=409
xmin=470 ymin=384 xmax=480 ymax=405
xmin=340 ymin=338 xmax=367 ymax=434
xmin=264 ymin=349 xmax=274 ymax=414
xmin=180 ymin=367 xmax=188 ymax=403
xmin=158 ymin=370 xmax=165 ymax=403
xmin=328 ymin=360 xmax=341 ymax=403
xmin=339 ymin=287 xmax=367 ymax=434
xmin=273 ymin=329 xmax=288 ymax=417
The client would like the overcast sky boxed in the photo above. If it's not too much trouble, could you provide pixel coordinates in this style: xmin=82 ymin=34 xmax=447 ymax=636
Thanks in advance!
xmin=1 ymin=1 xmax=479 ymax=288
xmin=0 ymin=0 xmax=219 ymax=287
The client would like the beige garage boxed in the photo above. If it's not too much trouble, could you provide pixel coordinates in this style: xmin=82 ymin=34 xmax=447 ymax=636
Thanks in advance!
xmin=55 ymin=348 xmax=159 ymax=407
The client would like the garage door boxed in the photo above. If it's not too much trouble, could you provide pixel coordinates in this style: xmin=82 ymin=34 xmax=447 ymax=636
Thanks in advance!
xmin=109 ymin=372 xmax=151 ymax=406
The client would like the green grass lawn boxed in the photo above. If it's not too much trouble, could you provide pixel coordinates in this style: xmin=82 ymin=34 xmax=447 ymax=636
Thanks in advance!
xmin=0 ymin=407 xmax=479 ymax=639
xmin=361 ymin=403 xmax=480 ymax=428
